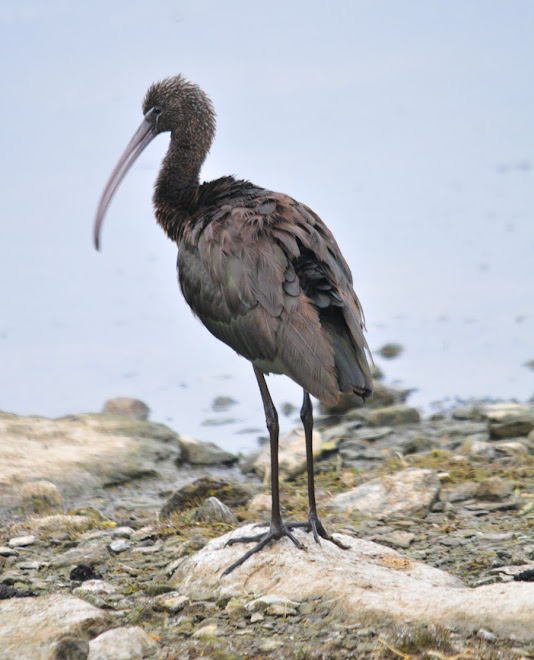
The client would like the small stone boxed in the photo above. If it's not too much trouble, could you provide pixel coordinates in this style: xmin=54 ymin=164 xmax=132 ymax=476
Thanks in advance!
xmin=88 ymin=625 xmax=158 ymax=658
xmin=8 ymin=535 xmax=36 ymax=548
xmin=246 ymin=594 xmax=300 ymax=613
xmin=32 ymin=514 xmax=91 ymax=532
xmin=377 ymin=342 xmax=403 ymax=359
xmin=477 ymin=628 xmax=497 ymax=641
xmin=0 ymin=546 xmax=19 ymax=557
xmin=368 ymin=405 xmax=420 ymax=427
xmin=103 ymin=397 xmax=150 ymax=420
xmin=250 ymin=611 xmax=264 ymax=623
xmin=111 ymin=526 xmax=135 ymax=538
xmin=254 ymin=427 xmax=323 ymax=480
xmin=74 ymin=580 xmax=117 ymax=596
xmin=467 ymin=440 xmax=496 ymax=460
xmin=160 ymin=477 xmax=250 ymax=518
xmin=108 ymin=539 xmax=131 ymax=554
xmin=378 ymin=530 xmax=415 ymax=548
xmin=330 ymin=468 xmax=439 ymax=518
xmin=482 ymin=403 xmax=531 ymax=422
xmin=131 ymin=543 xmax=162 ymax=555
xmin=151 ymin=592 xmax=189 ymax=614
xmin=50 ymin=636 xmax=90 ymax=660
xmin=494 ymin=441 xmax=528 ymax=456
xmin=259 ymin=639 xmax=283 ymax=652
xmin=178 ymin=434 xmax=237 ymax=465
xmin=490 ymin=417 xmax=534 ymax=439
xmin=70 ymin=565 xmax=102 ymax=582
xmin=247 ymin=492 xmax=271 ymax=514
xmin=193 ymin=496 xmax=237 ymax=524
xmin=16 ymin=561 xmax=41 ymax=571
xmin=440 ymin=482 xmax=478 ymax=503
xmin=19 ymin=480 xmax=63 ymax=514
xmin=475 ymin=476 xmax=514 ymax=501
xmin=225 ymin=598 xmax=247 ymax=616
xmin=193 ymin=622 xmax=219 ymax=638
xmin=211 ymin=395 xmax=237 ymax=412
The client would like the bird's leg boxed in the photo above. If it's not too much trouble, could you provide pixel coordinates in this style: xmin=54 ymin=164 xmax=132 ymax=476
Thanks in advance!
xmin=222 ymin=366 xmax=305 ymax=575
xmin=285 ymin=391 xmax=349 ymax=550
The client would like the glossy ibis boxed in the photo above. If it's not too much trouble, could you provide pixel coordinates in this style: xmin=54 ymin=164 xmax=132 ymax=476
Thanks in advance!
xmin=94 ymin=75 xmax=373 ymax=574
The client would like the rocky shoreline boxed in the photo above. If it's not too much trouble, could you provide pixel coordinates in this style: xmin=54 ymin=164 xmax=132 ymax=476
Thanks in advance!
xmin=1 ymin=381 xmax=534 ymax=659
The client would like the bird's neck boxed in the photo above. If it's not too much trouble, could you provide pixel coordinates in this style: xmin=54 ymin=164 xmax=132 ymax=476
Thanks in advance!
xmin=153 ymin=136 xmax=207 ymax=243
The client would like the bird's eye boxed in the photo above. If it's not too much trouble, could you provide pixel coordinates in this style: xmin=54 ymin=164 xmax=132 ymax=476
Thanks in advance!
xmin=152 ymin=106 xmax=162 ymax=115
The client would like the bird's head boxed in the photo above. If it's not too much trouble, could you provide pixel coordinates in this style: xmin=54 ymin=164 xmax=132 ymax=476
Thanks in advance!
xmin=94 ymin=74 xmax=215 ymax=250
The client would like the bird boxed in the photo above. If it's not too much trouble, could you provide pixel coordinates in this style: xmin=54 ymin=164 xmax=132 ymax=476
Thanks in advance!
xmin=94 ymin=74 xmax=373 ymax=575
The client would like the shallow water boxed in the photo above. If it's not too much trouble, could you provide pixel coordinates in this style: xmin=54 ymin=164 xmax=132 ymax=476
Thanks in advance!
xmin=1 ymin=1 xmax=533 ymax=453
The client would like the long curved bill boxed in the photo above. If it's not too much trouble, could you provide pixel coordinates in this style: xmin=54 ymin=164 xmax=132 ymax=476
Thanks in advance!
xmin=94 ymin=114 xmax=157 ymax=250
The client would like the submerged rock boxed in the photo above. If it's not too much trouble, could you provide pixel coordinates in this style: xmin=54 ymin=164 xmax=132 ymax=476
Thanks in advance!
xmin=102 ymin=397 xmax=150 ymax=421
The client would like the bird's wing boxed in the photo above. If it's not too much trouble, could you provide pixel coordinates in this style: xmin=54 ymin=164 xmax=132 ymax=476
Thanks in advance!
xmin=178 ymin=193 xmax=344 ymax=403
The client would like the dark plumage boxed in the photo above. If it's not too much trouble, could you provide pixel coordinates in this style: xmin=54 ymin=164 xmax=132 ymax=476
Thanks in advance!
xmin=94 ymin=74 xmax=373 ymax=574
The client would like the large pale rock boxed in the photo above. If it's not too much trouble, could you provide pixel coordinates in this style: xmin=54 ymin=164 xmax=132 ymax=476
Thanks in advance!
xmin=88 ymin=626 xmax=158 ymax=659
xmin=0 ymin=412 xmax=182 ymax=517
xmin=329 ymin=468 xmax=440 ymax=518
xmin=170 ymin=524 xmax=534 ymax=641
xmin=254 ymin=427 xmax=322 ymax=480
xmin=0 ymin=594 xmax=112 ymax=659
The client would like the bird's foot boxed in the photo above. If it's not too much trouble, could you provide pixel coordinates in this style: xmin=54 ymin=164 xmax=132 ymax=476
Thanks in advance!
xmin=285 ymin=513 xmax=349 ymax=550
xmin=222 ymin=521 xmax=305 ymax=575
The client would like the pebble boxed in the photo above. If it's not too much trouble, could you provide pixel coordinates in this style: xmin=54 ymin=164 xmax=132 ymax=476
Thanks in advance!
xmin=368 ymin=405 xmax=420 ymax=427
xmin=193 ymin=622 xmax=219 ymax=638
xmin=151 ymin=592 xmax=189 ymax=614
xmin=108 ymin=539 xmax=131 ymax=554
xmin=193 ymin=496 xmax=237 ymax=524
xmin=73 ymin=580 xmax=117 ymax=596
xmin=8 ymin=535 xmax=36 ymax=548
xmin=246 ymin=594 xmax=300 ymax=613
xmin=0 ymin=546 xmax=19 ymax=557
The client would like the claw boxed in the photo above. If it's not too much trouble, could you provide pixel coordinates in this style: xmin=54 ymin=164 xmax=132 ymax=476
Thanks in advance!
xmin=222 ymin=522 xmax=306 ymax=575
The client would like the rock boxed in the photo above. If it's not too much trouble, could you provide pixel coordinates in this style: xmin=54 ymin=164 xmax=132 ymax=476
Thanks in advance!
xmin=0 ymin=594 xmax=112 ymax=659
xmin=329 ymin=468 xmax=440 ymax=519
xmin=0 ymin=412 xmax=182 ymax=516
xmin=88 ymin=626 xmax=158 ymax=659
xmin=193 ymin=497 xmax=237 ymax=524
xmin=254 ymin=427 xmax=322 ymax=480
xmin=74 ymin=580 xmax=117 ymax=596
xmin=0 ymin=546 xmax=19 ymax=557
xmin=494 ymin=440 xmax=528 ymax=456
xmin=19 ymin=480 xmax=63 ymax=514
xmin=489 ymin=416 xmax=534 ymax=439
xmin=368 ymin=405 xmax=420 ymax=427
xmin=103 ymin=397 xmax=150 ymax=420
xmin=178 ymin=434 xmax=237 ymax=465
xmin=160 ymin=477 xmax=250 ymax=519
xmin=32 ymin=514 xmax=92 ymax=532
xmin=482 ymin=403 xmax=532 ymax=422
xmin=151 ymin=592 xmax=189 ymax=614
xmin=247 ymin=492 xmax=271 ymax=514
xmin=70 ymin=565 xmax=102 ymax=582
xmin=440 ymin=482 xmax=478 ymax=503
xmin=475 ymin=477 xmax=514 ymax=501
xmin=247 ymin=594 xmax=300 ymax=615
xmin=467 ymin=440 xmax=496 ymax=460
xmin=192 ymin=623 xmax=220 ymax=638
xmin=171 ymin=524 xmax=534 ymax=641
xmin=319 ymin=382 xmax=410 ymax=415
xmin=211 ymin=396 xmax=237 ymax=412
xmin=51 ymin=636 xmax=90 ymax=660
xmin=377 ymin=342 xmax=403 ymax=359
xmin=452 ymin=405 xmax=483 ymax=421
xmin=8 ymin=535 xmax=35 ymax=548
xmin=377 ymin=530 xmax=415 ymax=549
xmin=108 ymin=539 xmax=131 ymax=554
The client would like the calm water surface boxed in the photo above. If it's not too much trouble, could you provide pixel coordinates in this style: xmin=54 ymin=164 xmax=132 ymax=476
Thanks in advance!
xmin=1 ymin=1 xmax=533 ymax=453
